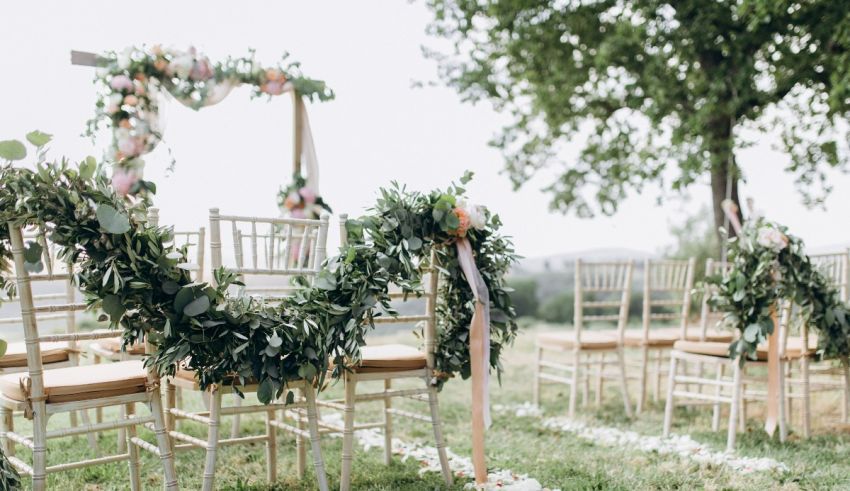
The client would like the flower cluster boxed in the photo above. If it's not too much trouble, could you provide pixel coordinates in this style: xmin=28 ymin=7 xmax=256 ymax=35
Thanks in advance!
xmin=449 ymin=200 xmax=488 ymax=237
xmin=708 ymin=218 xmax=850 ymax=362
xmin=276 ymin=174 xmax=332 ymax=219
xmin=86 ymin=45 xmax=334 ymax=172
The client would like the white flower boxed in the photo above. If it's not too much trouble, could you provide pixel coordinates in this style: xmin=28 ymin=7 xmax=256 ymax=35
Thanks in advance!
xmin=458 ymin=200 xmax=487 ymax=230
xmin=109 ymin=93 xmax=124 ymax=106
xmin=117 ymin=47 xmax=133 ymax=70
xmin=168 ymin=53 xmax=194 ymax=79
xmin=756 ymin=226 xmax=788 ymax=251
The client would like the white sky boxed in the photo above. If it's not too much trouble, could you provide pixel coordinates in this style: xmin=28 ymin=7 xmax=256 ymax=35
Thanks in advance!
xmin=2 ymin=1 xmax=849 ymax=260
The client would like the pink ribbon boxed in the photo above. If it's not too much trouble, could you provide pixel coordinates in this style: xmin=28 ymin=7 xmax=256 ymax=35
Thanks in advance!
xmin=455 ymin=237 xmax=490 ymax=485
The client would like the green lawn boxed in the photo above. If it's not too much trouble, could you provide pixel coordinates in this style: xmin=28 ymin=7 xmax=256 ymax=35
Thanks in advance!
xmin=7 ymin=321 xmax=850 ymax=489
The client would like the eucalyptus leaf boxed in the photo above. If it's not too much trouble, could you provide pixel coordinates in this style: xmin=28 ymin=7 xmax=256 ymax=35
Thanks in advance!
xmin=0 ymin=140 xmax=26 ymax=161
xmin=96 ymin=204 xmax=131 ymax=234
xmin=25 ymin=130 xmax=52 ymax=147
xmin=183 ymin=296 xmax=210 ymax=317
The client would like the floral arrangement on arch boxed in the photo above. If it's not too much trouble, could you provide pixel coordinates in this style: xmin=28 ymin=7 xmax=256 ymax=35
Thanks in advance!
xmin=277 ymin=174 xmax=332 ymax=219
xmin=85 ymin=45 xmax=334 ymax=189
xmin=709 ymin=218 xmax=850 ymax=362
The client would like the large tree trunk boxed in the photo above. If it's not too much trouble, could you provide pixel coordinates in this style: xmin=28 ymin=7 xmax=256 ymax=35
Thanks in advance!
xmin=710 ymin=159 xmax=742 ymax=241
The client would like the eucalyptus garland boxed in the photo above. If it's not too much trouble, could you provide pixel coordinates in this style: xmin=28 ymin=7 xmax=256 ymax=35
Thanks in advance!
xmin=709 ymin=219 xmax=850 ymax=362
xmin=0 ymin=133 xmax=519 ymax=407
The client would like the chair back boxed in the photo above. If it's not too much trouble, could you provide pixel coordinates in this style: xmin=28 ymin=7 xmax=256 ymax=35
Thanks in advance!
xmin=5 ymin=223 xmax=88 ymax=402
xmin=338 ymin=214 xmax=440 ymax=370
xmin=147 ymin=209 xmax=206 ymax=282
xmin=697 ymin=259 xmax=733 ymax=341
xmin=640 ymin=258 xmax=695 ymax=340
xmin=1 ymin=226 xmax=81 ymax=373
xmin=574 ymin=259 xmax=633 ymax=344
xmin=809 ymin=251 xmax=849 ymax=301
xmin=209 ymin=208 xmax=330 ymax=298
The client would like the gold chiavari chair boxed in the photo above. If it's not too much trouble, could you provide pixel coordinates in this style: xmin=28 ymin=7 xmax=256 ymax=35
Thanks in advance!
xmin=165 ymin=208 xmax=330 ymax=491
xmin=313 ymin=214 xmax=451 ymax=491
xmin=0 ymin=223 xmax=177 ymax=490
xmin=534 ymin=259 xmax=634 ymax=418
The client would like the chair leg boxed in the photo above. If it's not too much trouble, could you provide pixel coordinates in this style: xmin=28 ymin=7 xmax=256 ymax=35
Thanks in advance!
xmin=94 ymin=355 xmax=104 ymax=425
xmin=382 ymin=379 xmax=393 ymax=465
xmin=427 ymin=380 xmax=453 ymax=487
xmin=0 ymin=407 xmax=14 ymax=457
xmin=340 ymin=373 xmax=357 ymax=491
xmin=265 ymin=407 xmax=277 ymax=482
xmin=32 ymin=402 xmax=48 ymax=491
xmin=230 ymin=393 xmax=242 ymax=439
xmin=778 ymin=360 xmax=787 ymax=443
xmin=303 ymin=384 xmax=329 ymax=491
xmin=637 ymin=345 xmax=648 ymax=414
xmin=203 ymin=387 xmax=223 ymax=491
xmin=595 ymin=352 xmax=605 ymax=407
xmin=727 ymin=361 xmax=743 ymax=452
xmin=125 ymin=403 xmax=141 ymax=491
xmin=616 ymin=348 xmax=633 ymax=418
xmin=568 ymin=350 xmax=579 ymax=418
xmin=149 ymin=383 xmax=179 ymax=491
xmin=80 ymin=407 xmax=99 ymax=456
xmin=739 ymin=380 xmax=747 ymax=430
xmin=843 ymin=356 xmax=850 ymax=424
xmin=801 ymin=356 xmax=811 ymax=438
xmin=786 ymin=360 xmax=794 ymax=425
xmin=663 ymin=354 xmax=678 ymax=437
xmin=711 ymin=363 xmax=723 ymax=432
xmin=296 ymin=388 xmax=307 ymax=479
xmin=533 ymin=345 xmax=542 ymax=406
xmin=581 ymin=353 xmax=590 ymax=407
xmin=653 ymin=349 xmax=663 ymax=402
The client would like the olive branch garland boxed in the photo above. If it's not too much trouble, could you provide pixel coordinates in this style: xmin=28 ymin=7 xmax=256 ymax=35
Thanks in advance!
xmin=708 ymin=218 xmax=850 ymax=363
xmin=0 ymin=134 xmax=520 ymax=407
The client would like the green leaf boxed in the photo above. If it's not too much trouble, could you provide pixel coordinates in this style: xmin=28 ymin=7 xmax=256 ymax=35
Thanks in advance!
xmin=162 ymin=281 xmax=180 ymax=295
xmin=23 ymin=241 xmax=43 ymax=263
xmin=257 ymin=377 xmax=274 ymax=404
xmin=102 ymin=294 xmax=126 ymax=320
xmin=743 ymin=323 xmax=761 ymax=343
xmin=0 ymin=140 xmax=26 ymax=161
xmin=297 ymin=363 xmax=317 ymax=380
xmin=183 ymin=295 xmax=210 ymax=317
xmin=80 ymin=156 xmax=97 ymax=180
xmin=268 ymin=332 xmax=283 ymax=348
xmin=25 ymin=130 xmax=52 ymax=147
xmin=174 ymin=287 xmax=195 ymax=313
xmin=315 ymin=271 xmax=337 ymax=290
xmin=0 ymin=338 xmax=6 ymax=358
xmin=96 ymin=204 xmax=131 ymax=234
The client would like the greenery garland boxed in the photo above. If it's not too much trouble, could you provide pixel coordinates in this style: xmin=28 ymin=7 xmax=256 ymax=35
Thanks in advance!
xmin=0 ymin=133 xmax=518 ymax=408
xmin=709 ymin=219 xmax=850 ymax=362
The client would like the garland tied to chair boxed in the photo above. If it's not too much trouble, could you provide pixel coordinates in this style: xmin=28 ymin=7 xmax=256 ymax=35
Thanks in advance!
xmin=0 ymin=133 xmax=519 ymax=408
xmin=708 ymin=218 xmax=850 ymax=363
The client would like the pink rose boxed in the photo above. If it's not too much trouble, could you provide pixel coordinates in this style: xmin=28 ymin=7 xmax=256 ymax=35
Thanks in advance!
xmin=290 ymin=208 xmax=306 ymax=219
xmin=262 ymin=80 xmax=285 ymax=95
xmin=189 ymin=58 xmax=214 ymax=81
xmin=298 ymin=187 xmax=317 ymax=204
xmin=117 ymin=136 xmax=143 ymax=157
xmin=111 ymin=168 xmax=139 ymax=196
xmin=110 ymin=75 xmax=134 ymax=92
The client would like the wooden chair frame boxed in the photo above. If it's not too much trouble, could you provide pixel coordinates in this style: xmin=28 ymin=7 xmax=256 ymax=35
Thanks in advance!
xmin=302 ymin=214 xmax=452 ymax=491
xmin=628 ymin=258 xmax=695 ymax=413
xmin=533 ymin=259 xmax=634 ymax=418
xmin=0 ymin=224 xmax=177 ymax=490
xmin=164 ymin=208 xmax=330 ymax=491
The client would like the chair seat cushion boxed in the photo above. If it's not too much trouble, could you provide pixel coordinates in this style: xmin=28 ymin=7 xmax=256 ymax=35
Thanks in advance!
xmin=536 ymin=331 xmax=618 ymax=350
xmin=94 ymin=337 xmax=146 ymax=355
xmin=675 ymin=337 xmax=816 ymax=361
xmin=354 ymin=344 xmax=427 ymax=372
xmin=623 ymin=328 xmax=680 ymax=347
xmin=0 ymin=360 xmax=147 ymax=403
xmin=0 ymin=342 xmax=71 ymax=369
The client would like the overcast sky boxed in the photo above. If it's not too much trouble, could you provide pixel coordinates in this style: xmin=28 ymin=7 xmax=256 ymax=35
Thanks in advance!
xmin=2 ymin=1 xmax=849 ymax=260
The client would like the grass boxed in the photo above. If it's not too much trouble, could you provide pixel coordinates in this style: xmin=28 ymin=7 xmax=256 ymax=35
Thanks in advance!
xmin=8 ymin=321 xmax=850 ymax=489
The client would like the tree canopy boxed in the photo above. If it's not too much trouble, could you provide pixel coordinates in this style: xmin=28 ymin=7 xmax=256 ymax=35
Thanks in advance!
xmin=424 ymin=0 xmax=850 ymax=233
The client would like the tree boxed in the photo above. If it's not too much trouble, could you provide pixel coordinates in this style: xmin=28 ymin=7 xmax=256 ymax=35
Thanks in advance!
xmin=423 ymin=0 xmax=850 ymax=236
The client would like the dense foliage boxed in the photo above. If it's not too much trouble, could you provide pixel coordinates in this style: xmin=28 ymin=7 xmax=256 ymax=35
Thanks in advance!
xmin=424 ymin=0 xmax=850 ymax=233
xmin=709 ymin=220 xmax=850 ymax=362
xmin=0 ymin=134 xmax=518 ymax=407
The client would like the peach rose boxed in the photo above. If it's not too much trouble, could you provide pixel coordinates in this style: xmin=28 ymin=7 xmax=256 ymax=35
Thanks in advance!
xmin=266 ymin=69 xmax=281 ymax=81
xmin=154 ymin=58 xmax=168 ymax=72
xmin=119 ymin=119 xmax=131 ymax=129
xmin=124 ymin=95 xmax=139 ymax=106
xmin=449 ymin=207 xmax=471 ymax=237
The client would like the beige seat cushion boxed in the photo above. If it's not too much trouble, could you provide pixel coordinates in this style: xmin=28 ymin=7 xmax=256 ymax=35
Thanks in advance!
xmin=354 ymin=344 xmax=427 ymax=372
xmin=623 ymin=328 xmax=680 ymax=347
xmin=676 ymin=337 xmax=816 ymax=361
xmin=95 ymin=337 xmax=146 ymax=355
xmin=0 ymin=360 xmax=147 ymax=403
xmin=537 ymin=331 xmax=618 ymax=350
xmin=0 ymin=342 xmax=71 ymax=369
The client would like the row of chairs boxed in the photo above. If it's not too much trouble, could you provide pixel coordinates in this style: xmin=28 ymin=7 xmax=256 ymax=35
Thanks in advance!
xmin=0 ymin=209 xmax=453 ymax=490
xmin=533 ymin=254 xmax=850 ymax=450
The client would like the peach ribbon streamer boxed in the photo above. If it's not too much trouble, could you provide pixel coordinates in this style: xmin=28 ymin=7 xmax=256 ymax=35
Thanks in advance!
xmin=455 ymin=237 xmax=490 ymax=486
xmin=764 ymin=309 xmax=780 ymax=436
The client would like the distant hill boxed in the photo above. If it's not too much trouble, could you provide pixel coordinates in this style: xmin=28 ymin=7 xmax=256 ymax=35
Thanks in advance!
xmin=512 ymin=248 xmax=656 ymax=275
